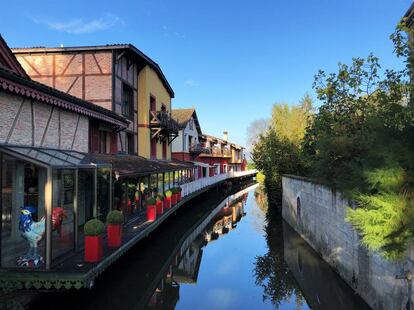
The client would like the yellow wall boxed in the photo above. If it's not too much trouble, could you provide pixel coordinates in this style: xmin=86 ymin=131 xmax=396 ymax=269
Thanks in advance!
xmin=137 ymin=66 xmax=172 ymax=160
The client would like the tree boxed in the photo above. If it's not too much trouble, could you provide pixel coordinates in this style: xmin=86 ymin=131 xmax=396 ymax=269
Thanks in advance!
xmin=246 ymin=118 xmax=269 ymax=150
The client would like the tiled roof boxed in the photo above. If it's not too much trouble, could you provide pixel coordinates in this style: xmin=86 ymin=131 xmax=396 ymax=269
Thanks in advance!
xmin=171 ymin=108 xmax=195 ymax=127
xmin=171 ymin=108 xmax=203 ymax=134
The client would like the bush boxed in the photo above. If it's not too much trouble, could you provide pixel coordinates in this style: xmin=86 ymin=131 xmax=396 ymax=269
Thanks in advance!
xmin=146 ymin=197 xmax=156 ymax=205
xmin=84 ymin=219 xmax=105 ymax=236
xmin=156 ymin=193 xmax=164 ymax=201
xmin=165 ymin=190 xmax=172 ymax=198
xmin=106 ymin=210 xmax=124 ymax=225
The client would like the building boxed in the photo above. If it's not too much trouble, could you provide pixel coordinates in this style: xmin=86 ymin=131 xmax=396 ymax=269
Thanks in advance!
xmin=12 ymin=44 xmax=178 ymax=160
xmin=171 ymin=108 xmax=203 ymax=162
xmin=0 ymin=35 xmax=129 ymax=269
xmin=197 ymin=133 xmax=246 ymax=176
xmin=0 ymin=35 xmax=195 ymax=272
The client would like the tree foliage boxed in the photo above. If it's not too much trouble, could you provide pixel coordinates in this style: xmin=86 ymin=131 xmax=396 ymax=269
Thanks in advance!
xmin=254 ymin=20 xmax=414 ymax=259
xmin=252 ymin=97 xmax=311 ymax=206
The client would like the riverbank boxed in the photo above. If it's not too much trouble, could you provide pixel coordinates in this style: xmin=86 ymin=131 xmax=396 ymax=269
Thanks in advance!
xmin=282 ymin=175 xmax=414 ymax=310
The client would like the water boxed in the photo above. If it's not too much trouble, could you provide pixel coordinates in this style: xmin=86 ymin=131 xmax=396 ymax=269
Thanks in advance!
xmin=6 ymin=183 xmax=370 ymax=310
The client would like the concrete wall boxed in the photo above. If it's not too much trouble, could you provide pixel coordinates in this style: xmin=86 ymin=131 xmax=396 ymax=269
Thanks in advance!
xmin=282 ymin=175 xmax=414 ymax=310
xmin=0 ymin=91 xmax=89 ymax=152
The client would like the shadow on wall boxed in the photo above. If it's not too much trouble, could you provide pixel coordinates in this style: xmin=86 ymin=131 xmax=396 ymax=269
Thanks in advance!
xmin=283 ymin=221 xmax=371 ymax=310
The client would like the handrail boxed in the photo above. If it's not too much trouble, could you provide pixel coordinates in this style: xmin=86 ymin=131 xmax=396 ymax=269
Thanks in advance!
xmin=179 ymin=169 xmax=257 ymax=197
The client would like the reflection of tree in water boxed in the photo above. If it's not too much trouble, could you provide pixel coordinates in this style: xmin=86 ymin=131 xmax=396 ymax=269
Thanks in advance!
xmin=253 ymin=186 xmax=305 ymax=309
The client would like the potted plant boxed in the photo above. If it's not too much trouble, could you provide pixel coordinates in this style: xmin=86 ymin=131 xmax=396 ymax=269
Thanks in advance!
xmin=156 ymin=194 xmax=164 ymax=215
xmin=171 ymin=187 xmax=178 ymax=205
xmin=84 ymin=219 xmax=105 ymax=263
xmin=164 ymin=190 xmax=172 ymax=209
xmin=146 ymin=197 xmax=157 ymax=222
xmin=106 ymin=210 xmax=124 ymax=248
xmin=143 ymin=188 xmax=149 ymax=201
xmin=134 ymin=190 xmax=140 ymax=204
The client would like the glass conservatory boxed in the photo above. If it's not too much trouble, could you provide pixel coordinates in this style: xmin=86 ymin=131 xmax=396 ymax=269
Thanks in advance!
xmin=0 ymin=145 xmax=111 ymax=270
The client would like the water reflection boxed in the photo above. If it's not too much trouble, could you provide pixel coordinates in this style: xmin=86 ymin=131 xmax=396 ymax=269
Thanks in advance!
xmin=145 ymin=192 xmax=248 ymax=309
xmin=4 ymin=183 xmax=371 ymax=310
xmin=253 ymin=186 xmax=370 ymax=310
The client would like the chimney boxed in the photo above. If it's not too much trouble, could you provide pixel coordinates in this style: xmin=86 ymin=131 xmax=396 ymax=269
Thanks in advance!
xmin=223 ymin=131 xmax=228 ymax=141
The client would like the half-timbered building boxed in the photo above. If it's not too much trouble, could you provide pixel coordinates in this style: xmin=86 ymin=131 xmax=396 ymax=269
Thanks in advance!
xmin=12 ymin=44 xmax=178 ymax=160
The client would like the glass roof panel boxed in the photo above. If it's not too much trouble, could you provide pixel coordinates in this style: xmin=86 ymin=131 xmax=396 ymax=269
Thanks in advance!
xmin=0 ymin=145 xmax=96 ymax=168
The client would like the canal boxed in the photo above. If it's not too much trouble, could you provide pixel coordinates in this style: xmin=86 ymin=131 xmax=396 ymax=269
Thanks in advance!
xmin=3 ymin=182 xmax=371 ymax=310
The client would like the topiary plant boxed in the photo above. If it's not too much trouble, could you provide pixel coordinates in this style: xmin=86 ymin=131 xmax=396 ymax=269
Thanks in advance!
xmin=106 ymin=210 xmax=124 ymax=225
xmin=177 ymin=186 xmax=182 ymax=192
xmin=156 ymin=193 xmax=164 ymax=201
xmin=84 ymin=219 xmax=105 ymax=236
xmin=171 ymin=187 xmax=179 ymax=194
xmin=165 ymin=190 xmax=172 ymax=198
xmin=146 ymin=197 xmax=156 ymax=205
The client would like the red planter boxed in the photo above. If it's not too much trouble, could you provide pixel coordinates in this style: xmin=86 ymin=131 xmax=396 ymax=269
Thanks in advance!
xmin=84 ymin=235 xmax=103 ymax=263
xmin=156 ymin=200 xmax=164 ymax=215
xmin=171 ymin=194 xmax=178 ymax=205
xmin=107 ymin=224 xmax=122 ymax=248
xmin=178 ymin=192 xmax=182 ymax=201
xmin=147 ymin=205 xmax=156 ymax=222
xmin=164 ymin=197 xmax=171 ymax=209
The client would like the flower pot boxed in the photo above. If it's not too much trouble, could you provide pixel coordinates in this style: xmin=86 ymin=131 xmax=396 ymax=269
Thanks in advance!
xmin=107 ymin=224 xmax=122 ymax=247
xmin=178 ymin=192 xmax=182 ymax=201
xmin=147 ymin=205 xmax=156 ymax=222
xmin=84 ymin=235 xmax=103 ymax=263
xmin=156 ymin=200 xmax=164 ymax=215
xmin=164 ymin=197 xmax=171 ymax=209
xmin=171 ymin=194 xmax=178 ymax=205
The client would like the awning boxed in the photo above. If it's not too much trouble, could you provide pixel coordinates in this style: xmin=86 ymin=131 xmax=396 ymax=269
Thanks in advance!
xmin=0 ymin=144 xmax=109 ymax=168
xmin=192 ymin=161 xmax=214 ymax=168
xmin=87 ymin=153 xmax=195 ymax=177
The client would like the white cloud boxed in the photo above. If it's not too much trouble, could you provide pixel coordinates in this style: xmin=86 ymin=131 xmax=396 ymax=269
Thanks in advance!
xmin=33 ymin=13 xmax=124 ymax=34
xmin=184 ymin=79 xmax=200 ymax=87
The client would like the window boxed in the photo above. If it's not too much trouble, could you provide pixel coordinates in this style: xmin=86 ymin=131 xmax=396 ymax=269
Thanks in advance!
xmin=150 ymin=96 xmax=156 ymax=112
xmin=99 ymin=131 xmax=111 ymax=154
xmin=126 ymin=133 xmax=134 ymax=155
xmin=189 ymin=118 xmax=194 ymax=130
xmin=150 ymin=138 xmax=157 ymax=159
xmin=122 ymin=84 xmax=133 ymax=118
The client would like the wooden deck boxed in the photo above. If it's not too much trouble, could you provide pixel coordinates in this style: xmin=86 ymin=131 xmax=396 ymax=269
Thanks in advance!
xmin=0 ymin=173 xmax=258 ymax=291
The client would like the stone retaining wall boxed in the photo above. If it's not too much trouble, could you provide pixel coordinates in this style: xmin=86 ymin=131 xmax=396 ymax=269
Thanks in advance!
xmin=282 ymin=175 xmax=414 ymax=310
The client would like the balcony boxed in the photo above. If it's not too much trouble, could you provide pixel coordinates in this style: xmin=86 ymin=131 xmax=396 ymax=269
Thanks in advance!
xmin=223 ymin=148 xmax=231 ymax=158
xmin=212 ymin=146 xmax=222 ymax=157
xmin=189 ymin=143 xmax=211 ymax=157
xmin=150 ymin=111 xmax=179 ymax=143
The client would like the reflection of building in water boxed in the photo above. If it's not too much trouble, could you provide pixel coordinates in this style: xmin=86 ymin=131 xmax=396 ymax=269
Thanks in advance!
xmin=147 ymin=269 xmax=180 ymax=310
xmin=147 ymin=193 xmax=248 ymax=308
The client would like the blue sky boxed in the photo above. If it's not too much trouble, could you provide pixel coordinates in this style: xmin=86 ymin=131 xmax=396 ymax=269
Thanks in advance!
xmin=0 ymin=0 xmax=412 ymax=146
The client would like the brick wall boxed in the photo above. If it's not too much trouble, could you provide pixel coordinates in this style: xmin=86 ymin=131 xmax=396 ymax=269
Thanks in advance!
xmin=0 ymin=91 xmax=89 ymax=152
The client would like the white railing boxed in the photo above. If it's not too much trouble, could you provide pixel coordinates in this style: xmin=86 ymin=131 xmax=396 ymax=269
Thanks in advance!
xmin=180 ymin=169 xmax=257 ymax=197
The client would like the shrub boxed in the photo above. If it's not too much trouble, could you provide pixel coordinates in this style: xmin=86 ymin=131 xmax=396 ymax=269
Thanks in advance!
xmin=165 ymin=190 xmax=172 ymax=198
xmin=106 ymin=210 xmax=124 ymax=225
xmin=84 ymin=219 xmax=105 ymax=236
xmin=146 ymin=197 xmax=156 ymax=205
xmin=156 ymin=193 xmax=164 ymax=201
